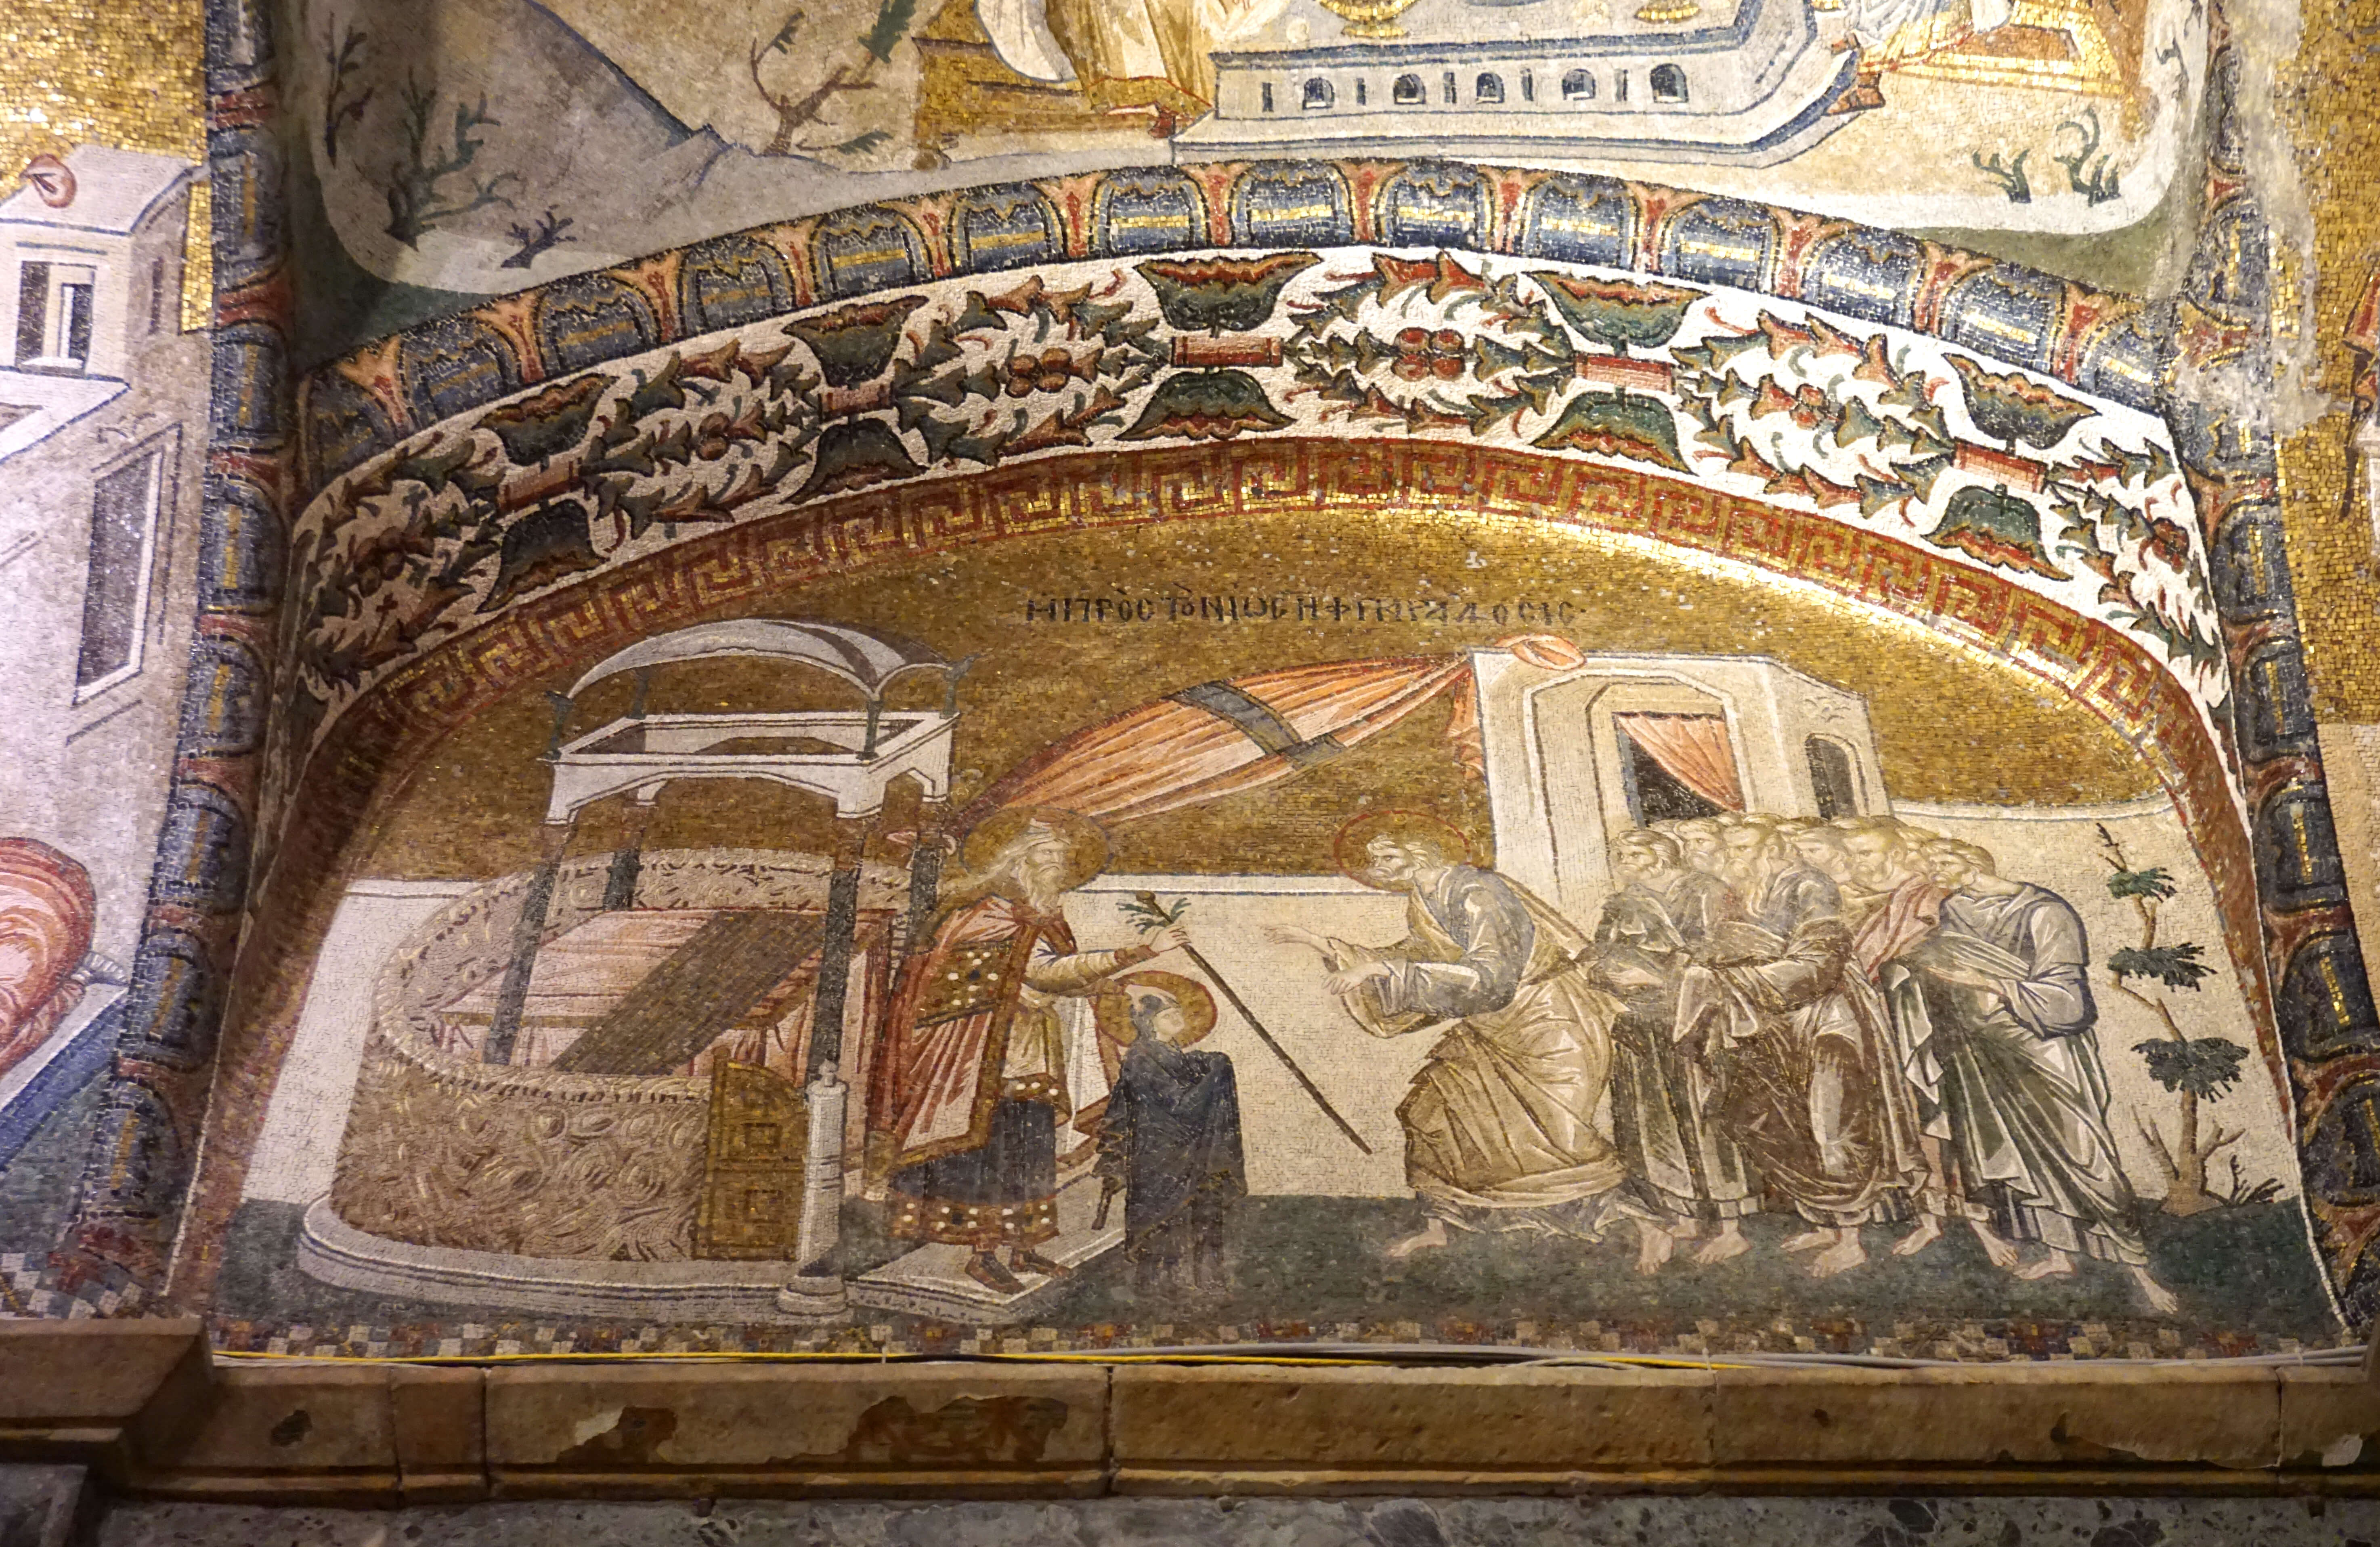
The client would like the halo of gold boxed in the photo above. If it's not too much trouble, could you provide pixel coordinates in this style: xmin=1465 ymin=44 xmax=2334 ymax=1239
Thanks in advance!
xmin=1095 ymin=969 xmax=1219 ymax=1047
xmin=1332 ymin=809 xmax=1473 ymax=887
xmin=960 ymin=805 xmax=1109 ymax=894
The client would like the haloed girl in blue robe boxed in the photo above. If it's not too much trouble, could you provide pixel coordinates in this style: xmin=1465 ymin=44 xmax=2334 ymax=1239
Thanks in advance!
xmin=1093 ymin=972 xmax=1245 ymax=1294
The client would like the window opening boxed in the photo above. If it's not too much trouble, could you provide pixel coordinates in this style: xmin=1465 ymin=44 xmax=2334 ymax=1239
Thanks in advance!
xmin=1650 ymin=63 xmax=1687 ymax=102
xmin=62 ymin=282 xmax=92 ymax=363
xmin=1805 ymin=738 xmax=1860 ymax=820
xmin=14 ymin=262 xmax=48 ymax=364
xmin=12 ymin=261 xmax=95 ymax=369
xmin=1618 ymin=728 xmax=1727 ymax=825
xmin=75 ymin=450 xmax=167 ymax=699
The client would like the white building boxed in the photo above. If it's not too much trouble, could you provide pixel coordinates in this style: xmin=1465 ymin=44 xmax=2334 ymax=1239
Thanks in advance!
xmin=0 ymin=145 xmax=208 ymax=970
xmin=1174 ymin=0 xmax=1862 ymax=165
xmin=1470 ymin=649 xmax=1885 ymax=915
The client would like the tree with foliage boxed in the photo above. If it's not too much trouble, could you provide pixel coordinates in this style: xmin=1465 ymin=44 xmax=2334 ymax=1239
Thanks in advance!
xmin=747 ymin=0 xmax=915 ymax=159
xmin=382 ymin=78 xmax=520 ymax=248
xmin=2094 ymin=824 xmax=2258 ymax=1215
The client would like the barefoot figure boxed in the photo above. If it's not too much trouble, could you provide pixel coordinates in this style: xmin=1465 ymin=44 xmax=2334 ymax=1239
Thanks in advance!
xmin=1830 ymin=817 xmax=1979 ymax=1264
xmin=1881 ymin=840 xmax=2180 ymax=1315
xmin=872 ymin=806 xmax=1186 ymax=1295
xmin=1587 ymin=827 xmax=1757 ymax=1273
xmin=1273 ymin=811 xmax=1628 ymax=1258
xmin=1672 ymin=820 xmax=1926 ymax=1278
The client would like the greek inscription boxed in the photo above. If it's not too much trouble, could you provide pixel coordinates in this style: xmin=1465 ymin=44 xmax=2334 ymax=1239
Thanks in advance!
xmin=1022 ymin=588 xmax=1577 ymax=627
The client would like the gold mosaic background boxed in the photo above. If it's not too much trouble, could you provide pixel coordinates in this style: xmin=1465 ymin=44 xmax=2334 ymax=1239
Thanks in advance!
xmin=2275 ymin=0 xmax=2380 ymax=720
xmin=362 ymin=513 xmax=2160 ymax=882
xmin=0 ymin=0 xmax=208 ymax=328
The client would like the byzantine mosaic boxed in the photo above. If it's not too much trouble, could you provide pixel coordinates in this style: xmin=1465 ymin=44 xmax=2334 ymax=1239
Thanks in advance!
xmin=0 ymin=0 xmax=2377 ymax=1376
xmin=0 ymin=0 xmax=217 ymax=1329
xmin=281 ymin=0 xmax=2204 ymax=317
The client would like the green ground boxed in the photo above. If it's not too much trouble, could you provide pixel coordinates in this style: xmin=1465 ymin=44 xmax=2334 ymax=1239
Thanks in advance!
xmin=214 ymin=1192 xmax=2335 ymax=1351
xmin=0 ymin=1072 xmax=104 ymax=1260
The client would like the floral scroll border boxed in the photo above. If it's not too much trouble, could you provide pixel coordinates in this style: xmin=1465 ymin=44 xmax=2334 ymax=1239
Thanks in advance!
xmin=37 ymin=0 xmax=2380 ymax=1340
xmin=294 ymin=165 xmax=2165 ymax=490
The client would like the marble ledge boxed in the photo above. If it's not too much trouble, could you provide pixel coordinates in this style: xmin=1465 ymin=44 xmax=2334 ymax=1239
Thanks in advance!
xmin=11 ymin=1322 xmax=2380 ymax=1500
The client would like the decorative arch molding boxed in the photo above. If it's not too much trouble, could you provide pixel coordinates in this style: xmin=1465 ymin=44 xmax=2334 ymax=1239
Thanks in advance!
xmin=298 ymin=159 xmax=2164 ymax=490
xmin=179 ymin=436 xmax=2259 ymax=1307
xmin=275 ymin=244 xmax=2221 ymax=857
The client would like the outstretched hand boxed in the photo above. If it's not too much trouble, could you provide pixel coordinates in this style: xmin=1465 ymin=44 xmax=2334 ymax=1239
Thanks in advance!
xmin=1325 ymin=960 xmax=1392 ymax=996
xmin=1147 ymin=924 xmax=1193 ymax=955
xmin=1267 ymin=925 xmax=1331 ymax=955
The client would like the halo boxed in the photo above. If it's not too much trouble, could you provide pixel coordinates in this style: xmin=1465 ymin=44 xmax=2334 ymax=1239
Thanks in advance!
xmin=960 ymin=805 xmax=1109 ymax=894
xmin=1094 ymin=969 xmax=1220 ymax=1047
xmin=1332 ymin=809 xmax=1472 ymax=887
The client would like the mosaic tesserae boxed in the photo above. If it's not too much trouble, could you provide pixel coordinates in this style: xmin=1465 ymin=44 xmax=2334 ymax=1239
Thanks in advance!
xmin=2 ymin=0 xmax=2379 ymax=1370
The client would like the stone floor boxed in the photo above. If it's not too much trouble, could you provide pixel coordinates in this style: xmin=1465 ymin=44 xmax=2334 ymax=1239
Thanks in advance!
xmin=72 ymin=1495 xmax=2380 ymax=1547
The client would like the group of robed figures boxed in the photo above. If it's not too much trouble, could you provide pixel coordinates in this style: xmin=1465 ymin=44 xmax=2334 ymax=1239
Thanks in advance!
xmin=861 ymin=800 xmax=2180 ymax=1317
xmin=1273 ymin=808 xmax=2179 ymax=1316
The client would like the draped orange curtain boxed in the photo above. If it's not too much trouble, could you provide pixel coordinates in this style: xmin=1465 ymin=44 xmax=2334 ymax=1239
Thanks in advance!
xmin=1614 ymin=713 xmax=1744 ymax=812
xmin=971 ymin=655 xmax=1478 ymax=827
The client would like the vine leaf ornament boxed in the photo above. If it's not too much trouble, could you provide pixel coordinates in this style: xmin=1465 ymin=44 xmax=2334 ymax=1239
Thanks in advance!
xmin=1529 ymin=273 xmax=1705 ymax=355
xmin=1948 ymin=355 xmax=2096 ymax=452
xmin=478 ymin=375 xmax=610 ymax=466
xmin=1531 ymin=388 xmax=1690 ymax=470
xmin=1925 ymin=485 xmax=2066 ymax=579
xmin=782 ymin=296 xmax=929 ymax=388
xmin=1120 ymin=369 xmax=1293 ymax=441
xmin=1138 ymin=254 xmax=1322 ymax=334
